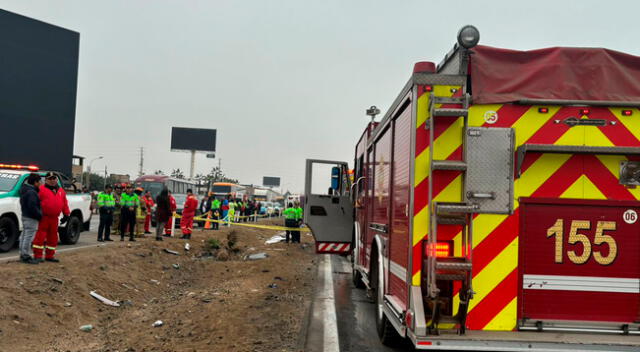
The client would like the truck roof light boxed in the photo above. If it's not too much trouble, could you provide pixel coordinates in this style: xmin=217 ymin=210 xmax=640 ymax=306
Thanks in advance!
xmin=0 ymin=163 xmax=39 ymax=171
xmin=622 ymin=109 xmax=633 ymax=116
xmin=580 ymin=108 xmax=590 ymax=116
xmin=457 ymin=25 xmax=480 ymax=49
xmin=538 ymin=107 xmax=549 ymax=113
xmin=425 ymin=85 xmax=433 ymax=92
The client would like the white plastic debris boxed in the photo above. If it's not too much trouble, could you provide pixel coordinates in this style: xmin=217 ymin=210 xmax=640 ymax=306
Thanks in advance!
xmin=164 ymin=248 xmax=180 ymax=255
xmin=79 ymin=324 xmax=93 ymax=332
xmin=90 ymin=291 xmax=120 ymax=307
xmin=184 ymin=243 xmax=190 ymax=251
xmin=153 ymin=320 xmax=164 ymax=327
xmin=246 ymin=252 xmax=268 ymax=260
xmin=265 ymin=233 xmax=286 ymax=245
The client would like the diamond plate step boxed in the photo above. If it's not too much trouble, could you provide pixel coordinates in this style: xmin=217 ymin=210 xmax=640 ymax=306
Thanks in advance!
xmin=432 ymin=108 xmax=468 ymax=117
xmin=436 ymin=261 xmax=473 ymax=271
xmin=432 ymin=96 xmax=466 ymax=105
xmin=437 ymin=273 xmax=467 ymax=281
xmin=436 ymin=215 xmax=467 ymax=225
xmin=432 ymin=160 xmax=467 ymax=171
xmin=435 ymin=202 xmax=479 ymax=214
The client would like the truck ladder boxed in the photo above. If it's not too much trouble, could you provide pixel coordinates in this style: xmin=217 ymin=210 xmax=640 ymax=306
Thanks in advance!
xmin=425 ymin=93 xmax=476 ymax=335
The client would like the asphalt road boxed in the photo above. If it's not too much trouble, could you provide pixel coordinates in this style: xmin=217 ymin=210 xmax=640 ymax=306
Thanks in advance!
xmin=0 ymin=215 xmax=107 ymax=262
xmin=306 ymin=255 xmax=414 ymax=352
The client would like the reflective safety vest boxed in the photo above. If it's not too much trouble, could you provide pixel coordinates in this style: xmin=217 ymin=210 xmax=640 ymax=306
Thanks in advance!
xmin=212 ymin=199 xmax=221 ymax=209
xmin=120 ymin=193 xmax=139 ymax=208
xmin=283 ymin=208 xmax=296 ymax=220
xmin=294 ymin=207 xmax=303 ymax=220
xmin=97 ymin=192 xmax=115 ymax=208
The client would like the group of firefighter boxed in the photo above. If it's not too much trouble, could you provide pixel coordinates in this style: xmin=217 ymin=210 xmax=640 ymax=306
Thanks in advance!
xmin=95 ymin=183 xmax=198 ymax=242
xmin=94 ymin=184 xmax=301 ymax=242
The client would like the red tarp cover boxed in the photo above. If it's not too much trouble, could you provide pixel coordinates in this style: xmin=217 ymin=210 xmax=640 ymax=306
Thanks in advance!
xmin=469 ymin=45 xmax=640 ymax=104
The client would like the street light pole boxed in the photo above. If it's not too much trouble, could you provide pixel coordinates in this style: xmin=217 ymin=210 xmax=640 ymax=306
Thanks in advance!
xmin=86 ymin=156 xmax=103 ymax=191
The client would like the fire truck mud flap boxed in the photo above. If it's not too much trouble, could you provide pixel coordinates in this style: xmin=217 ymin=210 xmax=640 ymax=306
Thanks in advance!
xmin=304 ymin=159 xmax=354 ymax=254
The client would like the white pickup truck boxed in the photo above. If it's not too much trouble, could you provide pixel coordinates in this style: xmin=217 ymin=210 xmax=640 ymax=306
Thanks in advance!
xmin=0 ymin=166 xmax=92 ymax=252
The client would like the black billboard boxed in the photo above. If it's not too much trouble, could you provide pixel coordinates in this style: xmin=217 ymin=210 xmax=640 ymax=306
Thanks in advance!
xmin=170 ymin=127 xmax=216 ymax=152
xmin=0 ymin=10 xmax=79 ymax=176
xmin=263 ymin=176 xmax=280 ymax=187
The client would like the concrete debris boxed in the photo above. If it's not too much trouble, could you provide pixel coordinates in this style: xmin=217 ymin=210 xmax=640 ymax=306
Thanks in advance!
xmin=150 ymin=279 xmax=160 ymax=285
xmin=172 ymin=264 xmax=180 ymax=269
xmin=90 ymin=291 xmax=120 ymax=307
xmin=246 ymin=253 xmax=268 ymax=261
xmin=153 ymin=320 xmax=164 ymax=327
xmin=79 ymin=324 xmax=93 ymax=332
xmin=64 ymin=302 xmax=72 ymax=307
xmin=51 ymin=277 xmax=64 ymax=284
xmin=163 ymin=249 xmax=180 ymax=255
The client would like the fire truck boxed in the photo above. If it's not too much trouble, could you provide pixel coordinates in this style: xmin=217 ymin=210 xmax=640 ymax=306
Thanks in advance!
xmin=304 ymin=26 xmax=640 ymax=351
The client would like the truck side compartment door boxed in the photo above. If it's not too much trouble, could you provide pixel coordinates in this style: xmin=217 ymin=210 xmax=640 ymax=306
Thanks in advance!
xmin=304 ymin=159 xmax=354 ymax=254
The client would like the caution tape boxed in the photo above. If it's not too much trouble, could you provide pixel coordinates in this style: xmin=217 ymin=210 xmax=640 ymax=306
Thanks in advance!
xmin=174 ymin=213 xmax=311 ymax=232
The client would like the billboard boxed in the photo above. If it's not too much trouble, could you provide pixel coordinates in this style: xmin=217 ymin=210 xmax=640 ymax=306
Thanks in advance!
xmin=170 ymin=127 xmax=216 ymax=152
xmin=0 ymin=10 xmax=79 ymax=176
xmin=263 ymin=176 xmax=281 ymax=187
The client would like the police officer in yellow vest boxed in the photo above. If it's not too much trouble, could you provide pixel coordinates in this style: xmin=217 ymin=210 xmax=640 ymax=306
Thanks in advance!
xmin=134 ymin=187 xmax=147 ymax=237
xmin=97 ymin=184 xmax=116 ymax=242
xmin=120 ymin=185 xmax=139 ymax=241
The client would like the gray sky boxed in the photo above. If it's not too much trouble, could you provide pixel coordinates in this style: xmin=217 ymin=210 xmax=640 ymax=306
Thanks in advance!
xmin=1 ymin=0 xmax=637 ymax=192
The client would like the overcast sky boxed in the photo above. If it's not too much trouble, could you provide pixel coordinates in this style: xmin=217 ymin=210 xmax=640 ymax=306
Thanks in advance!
xmin=1 ymin=0 xmax=637 ymax=192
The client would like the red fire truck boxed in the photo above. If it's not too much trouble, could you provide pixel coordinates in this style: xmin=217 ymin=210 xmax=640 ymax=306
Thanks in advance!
xmin=304 ymin=26 xmax=640 ymax=351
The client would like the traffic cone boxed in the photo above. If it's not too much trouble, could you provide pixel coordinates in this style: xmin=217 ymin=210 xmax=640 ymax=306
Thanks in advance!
xmin=204 ymin=212 xmax=212 ymax=229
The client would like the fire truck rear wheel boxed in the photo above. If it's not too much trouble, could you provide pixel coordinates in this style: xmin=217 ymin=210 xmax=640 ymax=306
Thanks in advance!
xmin=372 ymin=249 xmax=401 ymax=346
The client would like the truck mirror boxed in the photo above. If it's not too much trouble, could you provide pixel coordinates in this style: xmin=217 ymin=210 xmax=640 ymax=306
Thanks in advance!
xmin=330 ymin=167 xmax=341 ymax=191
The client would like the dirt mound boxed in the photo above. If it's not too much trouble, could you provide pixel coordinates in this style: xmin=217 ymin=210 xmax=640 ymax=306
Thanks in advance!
xmin=0 ymin=220 xmax=317 ymax=352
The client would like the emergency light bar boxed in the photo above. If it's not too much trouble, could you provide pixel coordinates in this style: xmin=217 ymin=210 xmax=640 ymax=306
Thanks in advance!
xmin=0 ymin=163 xmax=39 ymax=171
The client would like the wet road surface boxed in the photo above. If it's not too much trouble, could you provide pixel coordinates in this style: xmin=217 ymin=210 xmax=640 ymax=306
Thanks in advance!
xmin=306 ymin=255 xmax=414 ymax=352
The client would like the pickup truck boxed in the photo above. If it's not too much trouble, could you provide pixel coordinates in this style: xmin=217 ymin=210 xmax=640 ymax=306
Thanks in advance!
xmin=0 ymin=166 xmax=92 ymax=252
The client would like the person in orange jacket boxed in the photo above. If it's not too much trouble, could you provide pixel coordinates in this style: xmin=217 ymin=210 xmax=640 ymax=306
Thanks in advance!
xmin=164 ymin=190 xmax=177 ymax=236
xmin=180 ymin=189 xmax=198 ymax=239
xmin=32 ymin=172 xmax=70 ymax=262
xmin=143 ymin=191 xmax=155 ymax=234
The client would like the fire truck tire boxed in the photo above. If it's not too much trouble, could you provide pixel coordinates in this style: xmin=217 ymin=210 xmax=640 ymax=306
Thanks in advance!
xmin=0 ymin=216 xmax=18 ymax=252
xmin=351 ymin=255 xmax=365 ymax=289
xmin=372 ymin=250 xmax=401 ymax=346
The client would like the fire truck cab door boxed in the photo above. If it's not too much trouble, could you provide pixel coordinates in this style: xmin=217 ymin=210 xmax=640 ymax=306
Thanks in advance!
xmin=304 ymin=159 xmax=354 ymax=254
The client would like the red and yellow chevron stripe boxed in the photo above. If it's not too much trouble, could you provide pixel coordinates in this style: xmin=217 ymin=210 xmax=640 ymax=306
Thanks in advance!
xmin=412 ymin=89 xmax=640 ymax=331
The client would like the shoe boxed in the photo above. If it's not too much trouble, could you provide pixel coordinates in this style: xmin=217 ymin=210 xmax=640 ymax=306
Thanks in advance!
xmin=20 ymin=256 xmax=39 ymax=265
xmin=145 ymin=231 xmax=152 ymax=234
xmin=105 ymin=238 xmax=113 ymax=242
xmin=97 ymin=238 xmax=104 ymax=242
xmin=155 ymin=237 xmax=163 ymax=241
xmin=35 ymin=258 xmax=44 ymax=263
xmin=45 ymin=258 xmax=60 ymax=263
xmin=163 ymin=234 xmax=171 ymax=237
xmin=129 ymin=238 xmax=136 ymax=242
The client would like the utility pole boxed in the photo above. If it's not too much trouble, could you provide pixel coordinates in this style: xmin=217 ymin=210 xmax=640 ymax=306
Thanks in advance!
xmin=138 ymin=147 xmax=144 ymax=176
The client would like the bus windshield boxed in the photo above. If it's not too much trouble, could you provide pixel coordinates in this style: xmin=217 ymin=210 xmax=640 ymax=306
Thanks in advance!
xmin=212 ymin=185 xmax=231 ymax=193
xmin=137 ymin=181 xmax=164 ymax=199
xmin=0 ymin=173 xmax=20 ymax=192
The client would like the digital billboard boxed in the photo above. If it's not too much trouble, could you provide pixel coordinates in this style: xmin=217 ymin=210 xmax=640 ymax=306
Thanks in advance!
xmin=170 ymin=127 xmax=217 ymax=152
xmin=0 ymin=10 xmax=79 ymax=176
xmin=263 ymin=176 xmax=281 ymax=187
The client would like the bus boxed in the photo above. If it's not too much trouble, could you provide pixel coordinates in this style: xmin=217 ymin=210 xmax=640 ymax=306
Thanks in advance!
xmin=134 ymin=175 xmax=197 ymax=199
xmin=211 ymin=182 xmax=245 ymax=200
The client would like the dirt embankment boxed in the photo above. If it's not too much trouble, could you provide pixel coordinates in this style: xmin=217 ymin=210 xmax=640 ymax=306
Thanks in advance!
xmin=0 ymin=220 xmax=317 ymax=352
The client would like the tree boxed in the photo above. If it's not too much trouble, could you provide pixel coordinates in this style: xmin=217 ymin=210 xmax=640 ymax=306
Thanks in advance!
xmin=153 ymin=169 xmax=164 ymax=175
xmin=171 ymin=169 xmax=185 ymax=179
xmin=81 ymin=172 xmax=106 ymax=191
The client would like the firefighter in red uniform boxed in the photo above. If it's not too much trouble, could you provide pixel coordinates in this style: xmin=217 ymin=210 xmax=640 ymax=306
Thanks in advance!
xmin=180 ymin=189 xmax=198 ymax=239
xmin=32 ymin=172 xmax=70 ymax=262
xmin=164 ymin=191 xmax=177 ymax=236
xmin=143 ymin=191 xmax=154 ymax=234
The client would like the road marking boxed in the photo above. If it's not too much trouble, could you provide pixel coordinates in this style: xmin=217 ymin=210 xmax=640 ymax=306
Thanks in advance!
xmin=321 ymin=256 xmax=340 ymax=352
xmin=0 ymin=241 xmax=111 ymax=262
